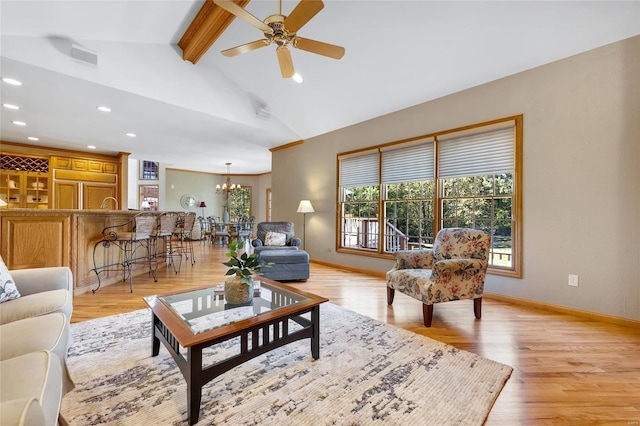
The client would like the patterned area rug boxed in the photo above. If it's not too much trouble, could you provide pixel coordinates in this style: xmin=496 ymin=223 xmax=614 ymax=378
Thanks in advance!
xmin=61 ymin=304 xmax=512 ymax=425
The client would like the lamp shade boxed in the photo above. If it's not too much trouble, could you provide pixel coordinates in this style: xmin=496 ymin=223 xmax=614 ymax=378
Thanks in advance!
xmin=199 ymin=201 xmax=207 ymax=208
xmin=297 ymin=200 xmax=314 ymax=213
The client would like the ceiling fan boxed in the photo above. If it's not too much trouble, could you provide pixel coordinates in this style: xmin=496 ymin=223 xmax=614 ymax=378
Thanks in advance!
xmin=213 ymin=0 xmax=345 ymax=78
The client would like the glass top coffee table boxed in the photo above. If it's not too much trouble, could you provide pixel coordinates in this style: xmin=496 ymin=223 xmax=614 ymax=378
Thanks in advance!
xmin=144 ymin=277 xmax=328 ymax=425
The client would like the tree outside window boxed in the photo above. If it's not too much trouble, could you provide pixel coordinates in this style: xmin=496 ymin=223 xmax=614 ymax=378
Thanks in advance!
xmin=229 ymin=187 xmax=251 ymax=221
xmin=340 ymin=185 xmax=379 ymax=251
xmin=337 ymin=116 xmax=522 ymax=277
xmin=384 ymin=180 xmax=435 ymax=251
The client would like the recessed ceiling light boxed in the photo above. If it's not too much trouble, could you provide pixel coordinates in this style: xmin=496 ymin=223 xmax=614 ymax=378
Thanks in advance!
xmin=292 ymin=73 xmax=303 ymax=83
xmin=28 ymin=136 xmax=39 ymax=141
xmin=3 ymin=103 xmax=19 ymax=110
xmin=2 ymin=78 xmax=22 ymax=86
xmin=12 ymin=120 xmax=26 ymax=126
xmin=126 ymin=133 xmax=136 ymax=138
xmin=96 ymin=106 xmax=111 ymax=112
xmin=87 ymin=145 xmax=97 ymax=149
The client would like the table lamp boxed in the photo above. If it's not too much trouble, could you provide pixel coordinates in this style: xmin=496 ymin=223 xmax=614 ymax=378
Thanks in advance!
xmin=199 ymin=201 xmax=207 ymax=217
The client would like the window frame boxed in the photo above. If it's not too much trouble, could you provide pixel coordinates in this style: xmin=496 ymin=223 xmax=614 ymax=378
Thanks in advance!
xmin=266 ymin=188 xmax=272 ymax=221
xmin=336 ymin=115 xmax=523 ymax=278
xmin=139 ymin=160 xmax=159 ymax=180
xmin=228 ymin=186 xmax=252 ymax=221
xmin=138 ymin=184 xmax=159 ymax=211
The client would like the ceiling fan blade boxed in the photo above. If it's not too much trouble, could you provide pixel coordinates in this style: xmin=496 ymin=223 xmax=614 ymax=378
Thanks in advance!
xmin=293 ymin=37 xmax=345 ymax=59
xmin=213 ymin=0 xmax=273 ymax=34
xmin=284 ymin=0 xmax=324 ymax=33
xmin=276 ymin=45 xmax=295 ymax=78
xmin=221 ymin=39 xmax=270 ymax=57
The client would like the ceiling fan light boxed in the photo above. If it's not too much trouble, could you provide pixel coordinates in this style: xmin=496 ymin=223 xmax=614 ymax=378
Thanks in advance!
xmin=292 ymin=73 xmax=303 ymax=83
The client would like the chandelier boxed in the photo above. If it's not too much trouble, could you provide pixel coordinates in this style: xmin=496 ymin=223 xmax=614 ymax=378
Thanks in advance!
xmin=215 ymin=162 xmax=241 ymax=195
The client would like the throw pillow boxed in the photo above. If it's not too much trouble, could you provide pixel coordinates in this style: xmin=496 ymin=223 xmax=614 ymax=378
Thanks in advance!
xmin=264 ymin=231 xmax=287 ymax=246
xmin=0 ymin=256 xmax=20 ymax=303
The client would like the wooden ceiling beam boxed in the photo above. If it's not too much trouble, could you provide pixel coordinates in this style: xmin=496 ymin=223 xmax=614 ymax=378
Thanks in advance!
xmin=179 ymin=0 xmax=251 ymax=64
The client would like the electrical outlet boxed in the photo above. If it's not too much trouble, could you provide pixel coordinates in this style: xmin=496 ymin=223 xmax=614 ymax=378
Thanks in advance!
xmin=568 ymin=274 xmax=579 ymax=287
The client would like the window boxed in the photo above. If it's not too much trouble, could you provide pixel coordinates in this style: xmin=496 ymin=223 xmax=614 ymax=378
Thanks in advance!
xmin=139 ymin=184 xmax=159 ymax=211
xmin=439 ymin=124 xmax=516 ymax=270
xmin=382 ymin=139 xmax=435 ymax=251
xmin=266 ymin=188 xmax=272 ymax=221
xmin=337 ymin=115 xmax=522 ymax=277
xmin=339 ymin=151 xmax=380 ymax=251
xmin=229 ymin=187 xmax=251 ymax=221
xmin=140 ymin=160 xmax=159 ymax=180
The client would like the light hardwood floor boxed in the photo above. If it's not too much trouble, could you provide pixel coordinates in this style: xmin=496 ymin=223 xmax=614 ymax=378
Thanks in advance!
xmin=72 ymin=244 xmax=640 ymax=425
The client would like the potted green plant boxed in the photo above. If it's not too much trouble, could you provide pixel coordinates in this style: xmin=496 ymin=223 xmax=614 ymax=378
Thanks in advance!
xmin=222 ymin=239 xmax=270 ymax=304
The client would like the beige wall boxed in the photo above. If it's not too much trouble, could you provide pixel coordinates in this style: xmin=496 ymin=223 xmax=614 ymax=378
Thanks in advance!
xmin=272 ymin=36 xmax=640 ymax=321
xmin=164 ymin=169 xmax=271 ymax=223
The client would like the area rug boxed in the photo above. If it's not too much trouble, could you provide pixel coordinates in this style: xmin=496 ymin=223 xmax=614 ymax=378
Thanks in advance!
xmin=61 ymin=303 xmax=512 ymax=425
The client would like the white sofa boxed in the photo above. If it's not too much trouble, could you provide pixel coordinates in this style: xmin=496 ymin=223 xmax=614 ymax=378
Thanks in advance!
xmin=0 ymin=265 xmax=75 ymax=426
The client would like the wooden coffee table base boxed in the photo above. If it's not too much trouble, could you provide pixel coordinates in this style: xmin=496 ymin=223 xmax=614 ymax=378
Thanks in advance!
xmin=150 ymin=305 xmax=321 ymax=425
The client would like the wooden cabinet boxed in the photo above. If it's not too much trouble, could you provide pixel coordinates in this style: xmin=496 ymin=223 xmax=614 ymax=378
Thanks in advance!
xmin=51 ymin=156 xmax=119 ymax=209
xmin=53 ymin=179 xmax=117 ymax=210
xmin=52 ymin=157 xmax=72 ymax=169
xmin=54 ymin=182 xmax=79 ymax=209
xmin=0 ymin=212 xmax=71 ymax=269
xmin=71 ymin=159 xmax=103 ymax=172
xmin=0 ymin=171 xmax=50 ymax=209
xmin=103 ymin=162 xmax=118 ymax=174
xmin=52 ymin=156 xmax=119 ymax=174
xmin=83 ymin=185 xmax=116 ymax=209
xmin=1 ymin=153 xmax=121 ymax=211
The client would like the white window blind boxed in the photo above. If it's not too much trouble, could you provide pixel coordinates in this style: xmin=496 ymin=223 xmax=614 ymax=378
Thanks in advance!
xmin=339 ymin=152 xmax=379 ymax=187
xmin=382 ymin=140 xmax=434 ymax=184
xmin=438 ymin=125 xmax=515 ymax=179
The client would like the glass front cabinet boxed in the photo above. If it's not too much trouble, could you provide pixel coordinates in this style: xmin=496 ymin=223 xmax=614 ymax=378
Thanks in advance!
xmin=0 ymin=155 xmax=50 ymax=209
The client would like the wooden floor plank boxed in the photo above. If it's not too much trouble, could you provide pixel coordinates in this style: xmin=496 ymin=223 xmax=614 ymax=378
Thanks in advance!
xmin=71 ymin=244 xmax=640 ymax=425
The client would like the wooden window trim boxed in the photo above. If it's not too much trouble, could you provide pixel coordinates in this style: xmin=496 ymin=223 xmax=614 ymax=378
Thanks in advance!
xmin=336 ymin=115 xmax=523 ymax=278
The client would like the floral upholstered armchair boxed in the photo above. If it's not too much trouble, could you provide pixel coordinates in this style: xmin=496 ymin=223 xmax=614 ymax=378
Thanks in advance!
xmin=386 ymin=228 xmax=491 ymax=327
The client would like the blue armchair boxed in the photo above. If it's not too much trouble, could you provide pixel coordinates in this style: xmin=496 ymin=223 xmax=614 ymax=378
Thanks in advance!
xmin=251 ymin=222 xmax=301 ymax=254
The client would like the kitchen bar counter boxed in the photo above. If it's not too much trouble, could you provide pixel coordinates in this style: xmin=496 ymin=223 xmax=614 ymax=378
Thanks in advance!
xmin=0 ymin=209 xmax=163 ymax=294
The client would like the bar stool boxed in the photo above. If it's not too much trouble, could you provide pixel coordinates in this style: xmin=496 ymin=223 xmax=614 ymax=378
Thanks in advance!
xmin=153 ymin=212 xmax=181 ymax=273
xmin=90 ymin=212 xmax=158 ymax=293
xmin=173 ymin=212 xmax=196 ymax=267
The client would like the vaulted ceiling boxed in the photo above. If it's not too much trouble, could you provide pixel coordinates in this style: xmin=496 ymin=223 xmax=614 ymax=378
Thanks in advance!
xmin=1 ymin=1 xmax=638 ymax=174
